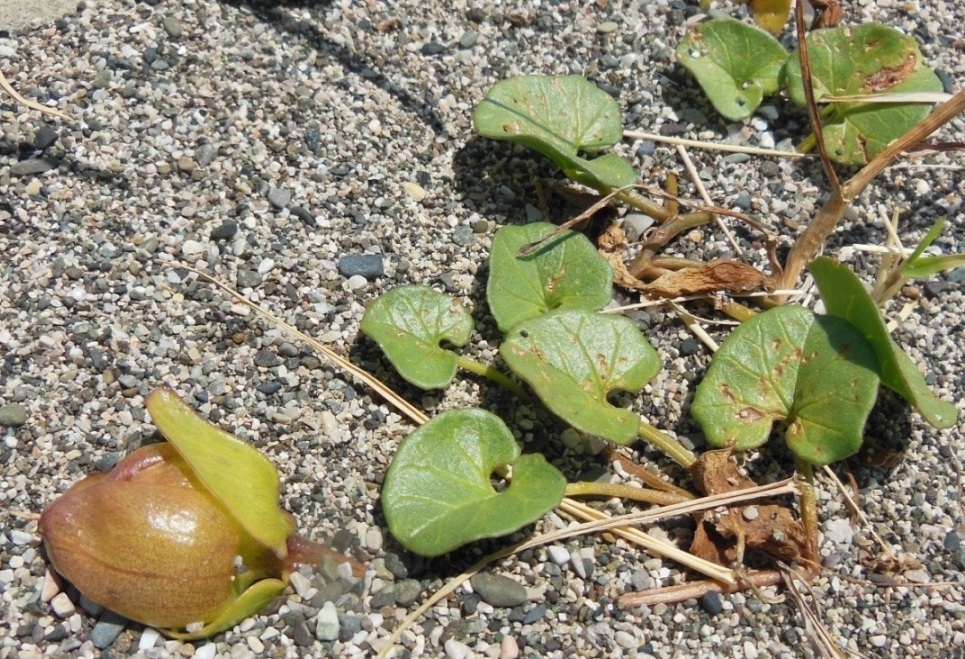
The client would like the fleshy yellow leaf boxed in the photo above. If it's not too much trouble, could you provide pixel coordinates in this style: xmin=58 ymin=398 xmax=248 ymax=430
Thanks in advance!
xmin=146 ymin=386 xmax=293 ymax=557
xmin=165 ymin=578 xmax=288 ymax=640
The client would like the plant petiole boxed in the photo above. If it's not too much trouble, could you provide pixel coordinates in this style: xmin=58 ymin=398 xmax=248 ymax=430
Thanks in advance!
xmin=456 ymin=356 xmax=529 ymax=398
xmin=564 ymin=481 xmax=690 ymax=506
xmin=637 ymin=421 xmax=697 ymax=469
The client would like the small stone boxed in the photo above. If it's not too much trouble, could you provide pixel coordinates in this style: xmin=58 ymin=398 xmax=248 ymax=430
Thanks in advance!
xmin=210 ymin=222 xmax=238 ymax=241
xmin=338 ymin=254 xmax=385 ymax=279
xmin=742 ymin=506 xmax=759 ymax=521
xmin=421 ymin=42 xmax=445 ymax=55
xmin=459 ymin=30 xmax=478 ymax=48
xmin=41 ymin=569 xmax=61 ymax=602
xmin=614 ymin=630 xmax=637 ymax=649
xmin=162 ymin=15 xmax=183 ymax=37
xmin=236 ymin=270 xmax=262 ymax=288
xmin=50 ymin=593 xmax=75 ymax=617
xmin=522 ymin=603 xmax=547 ymax=624
xmin=24 ymin=179 xmax=42 ymax=195
xmin=268 ymin=188 xmax=292 ymax=209
xmin=384 ymin=552 xmax=409 ymax=579
xmin=500 ymin=635 xmax=520 ymax=659
xmin=196 ymin=143 xmax=218 ymax=166
xmin=699 ymin=591 xmax=723 ymax=615
xmin=944 ymin=530 xmax=961 ymax=552
xmin=365 ymin=527 xmax=384 ymax=551
xmin=623 ymin=213 xmax=655 ymax=242
xmin=34 ymin=125 xmax=59 ymax=150
xmin=91 ymin=612 xmax=127 ymax=649
xmin=679 ymin=337 xmax=700 ymax=356
xmin=289 ymin=571 xmax=315 ymax=599
xmin=402 ymin=181 xmax=427 ymax=201
xmin=176 ymin=156 xmax=196 ymax=173
xmin=314 ymin=602 xmax=339 ymax=641
xmin=597 ymin=21 xmax=620 ymax=33
xmin=0 ymin=403 xmax=27 ymax=426
xmin=824 ymin=518 xmax=854 ymax=545
xmin=10 ymin=158 xmax=58 ymax=176
xmin=470 ymin=573 xmax=528 ymax=608
xmin=394 ymin=579 xmax=422 ymax=606
xmin=546 ymin=545 xmax=570 ymax=566
xmin=254 ymin=348 xmax=281 ymax=368
xmin=181 ymin=240 xmax=205 ymax=257
xmin=347 ymin=274 xmax=368 ymax=290
xmin=289 ymin=617 xmax=314 ymax=647
xmin=139 ymin=628 xmax=161 ymax=651
xmin=291 ymin=206 xmax=314 ymax=224
xmin=444 ymin=638 xmax=470 ymax=659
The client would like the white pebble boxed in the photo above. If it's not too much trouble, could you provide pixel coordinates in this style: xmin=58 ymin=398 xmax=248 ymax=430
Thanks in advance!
xmin=181 ymin=240 xmax=205 ymax=256
xmin=347 ymin=274 xmax=368 ymax=290
xmin=247 ymin=636 xmax=265 ymax=653
xmin=444 ymin=638 xmax=470 ymax=659
xmin=41 ymin=569 xmax=60 ymax=602
xmin=194 ymin=643 xmax=218 ymax=659
xmin=257 ymin=258 xmax=275 ymax=275
xmin=289 ymin=571 xmax=316 ymax=599
xmin=546 ymin=545 xmax=570 ymax=566
xmin=315 ymin=601 xmax=339 ymax=641
xmin=139 ymin=628 xmax=160 ymax=651
xmin=51 ymin=592 xmax=76 ymax=617
xmin=366 ymin=527 xmax=384 ymax=551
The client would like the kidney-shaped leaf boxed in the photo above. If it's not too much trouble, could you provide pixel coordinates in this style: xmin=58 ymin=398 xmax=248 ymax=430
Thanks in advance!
xmin=786 ymin=23 xmax=942 ymax=165
xmin=473 ymin=75 xmax=637 ymax=191
xmin=500 ymin=310 xmax=660 ymax=444
xmin=145 ymin=386 xmax=293 ymax=557
xmin=360 ymin=285 xmax=473 ymax=389
xmin=692 ymin=305 xmax=880 ymax=466
xmin=676 ymin=18 xmax=788 ymax=121
xmin=487 ymin=223 xmax=613 ymax=333
xmin=810 ymin=257 xmax=957 ymax=428
xmin=382 ymin=409 xmax=566 ymax=556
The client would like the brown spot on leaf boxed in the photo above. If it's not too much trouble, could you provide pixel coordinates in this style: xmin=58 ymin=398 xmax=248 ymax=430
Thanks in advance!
xmin=863 ymin=55 xmax=918 ymax=93
xmin=737 ymin=407 xmax=765 ymax=422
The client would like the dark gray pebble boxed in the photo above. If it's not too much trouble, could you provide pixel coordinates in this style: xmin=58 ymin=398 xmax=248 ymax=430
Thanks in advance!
xmin=162 ymin=16 xmax=182 ymax=37
xmin=312 ymin=580 xmax=347 ymax=606
xmin=11 ymin=158 xmax=59 ymax=176
xmin=522 ymin=603 xmax=547 ymax=624
xmin=210 ymin=222 xmax=238 ymax=241
xmin=339 ymin=614 xmax=363 ymax=642
xmin=680 ymin=337 xmax=700 ymax=356
xmin=291 ymin=206 xmax=314 ymax=225
xmin=91 ymin=612 xmax=127 ymax=649
xmin=0 ymin=403 xmax=27 ymax=427
xmin=421 ymin=42 xmax=445 ymax=55
xmin=34 ymin=126 xmax=59 ymax=150
xmin=394 ymin=579 xmax=422 ymax=606
xmin=944 ymin=530 xmax=961 ymax=552
xmin=384 ymin=552 xmax=408 ymax=579
xmin=338 ymin=254 xmax=384 ymax=279
xmin=236 ymin=270 xmax=262 ymax=288
xmin=256 ymin=381 xmax=282 ymax=395
xmin=370 ymin=587 xmax=396 ymax=609
xmin=699 ymin=591 xmax=723 ymax=615
xmin=254 ymin=348 xmax=281 ymax=368
xmin=469 ymin=572 xmax=528 ymax=608
xmin=289 ymin=617 xmax=314 ymax=647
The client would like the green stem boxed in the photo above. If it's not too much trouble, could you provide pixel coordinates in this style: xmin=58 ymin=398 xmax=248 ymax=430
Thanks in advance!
xmin=457 ymin=356 xmax=529 ymax=398
xmin=637 ymin=421 xmax=697 ymax=470
xmin=795 ymin=458 xmax=819 ymax=560
xmin=564 ymin=481 xmax=689 ymax=506
xmin=719 ymin=300 xmax=757 ymax=323
xmin=615 ymin=190 xmax=671 ymax=222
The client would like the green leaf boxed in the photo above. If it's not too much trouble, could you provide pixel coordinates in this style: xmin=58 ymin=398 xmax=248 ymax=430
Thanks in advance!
xmin=500 ymin=310 xmax=660 ymax=444
xmin=692 ymin=305 xmax=880 ymax=466
xmin=145 ymin=386 xmax=293 ymax=557
xmin=487 ymin=223 xmax=614 ymax=333
xmin=785 ymin=23 xmax=942 ymax=165
xmin=810 ymin=257 xmax=958 ymax=428
xmin=166 ymin=578 xmax=288 ymax=640
xmin=382 ymin=409 xmax=566 ymax=556
xmin=676 ymin=18 xmax=788 ymax=121
xmin=898 ymin=218 xmax=965 ymax=278
xmin=360 ymin=285 xmax=473 ymax=389
xmin=473 ymin=75 xmax=637 ymax=191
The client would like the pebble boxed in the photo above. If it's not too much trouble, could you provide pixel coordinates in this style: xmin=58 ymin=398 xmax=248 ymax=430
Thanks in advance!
xmin=597 ymin=21 xmax=620 ymax=34
xmin=315 ymin=602 xmax=339 ymax=641
xmin=196 ymin=143 xmax=218 ymax=166
xmin=402 ymin=181 xmax=427 ymax=201
xmin=944 ymin=530 xmax=961 ymax=551
xmin=459 ymin=31 xmax=478 ymax=48
xmin=10 ymin=158 xmax=58 ymax=176
xmin=0 ymin=403 xmax=27 ymax=426
xmin=268 ymin=188 xmax=292 ymax=209
xmin=162 ymin=16 xmax=183 ymax=37
xmin=181 ymin=240 xmax=205 ymax=257
xmin=500 ymin=635 xmax=520 ymax=659
xmin=339 ymin=254 xmax=385 ymax=279
xmin=700 ymin=591 xmax=723 ymax=615
xmin=210 ymin=222 xmax=238 ymax=241
xmin=623 ymin=213 xmax=655 ymax=242
xmin=34 ymin=126 xmax=59 ymax=150
xmin=394 ymin=579 xmax=422 ymax=606
xmin=50 ymin=593 xmax=75 ymax=618
xmin=546 ymin=545 xmax=570 ymax=566
xmin=90 ymin=613 xmax=126 ymax=650
xmin=470 ymin=573 xmax=528 ymax=608
xmin=823 ymin=518 xmax=854 ymax=545
xmin=445 ymin=639 xmax=470 ymax=659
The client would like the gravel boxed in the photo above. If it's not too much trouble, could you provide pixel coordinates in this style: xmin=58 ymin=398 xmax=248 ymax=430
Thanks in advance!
xmin=1 ymin=0 xmax=963 ymax=658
